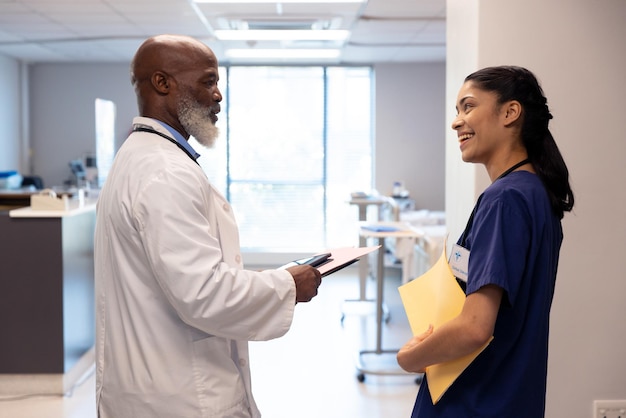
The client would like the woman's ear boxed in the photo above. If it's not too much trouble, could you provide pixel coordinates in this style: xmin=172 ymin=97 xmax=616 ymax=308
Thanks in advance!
xmin=502 ymin=100 xmax=522 ymax=126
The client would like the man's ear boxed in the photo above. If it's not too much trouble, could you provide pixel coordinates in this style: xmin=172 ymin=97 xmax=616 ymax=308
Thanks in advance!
xmin=151 ymin=71 xmax=170 ymax=94
xmin=502 ymin=100 xmax=522 ymax=127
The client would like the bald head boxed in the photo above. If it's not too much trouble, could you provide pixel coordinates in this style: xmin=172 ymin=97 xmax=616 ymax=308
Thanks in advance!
xmin=131 ymin=35 xmax=216 ymax=90
xmin=129 ymin=35 xmax=222 ymax=141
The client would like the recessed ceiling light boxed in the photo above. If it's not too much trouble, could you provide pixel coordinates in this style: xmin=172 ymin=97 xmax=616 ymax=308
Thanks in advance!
xmin=195 ymin=0 xmax=364 ymax=3
xmin=225 ymin=48 xmax=341 ymax=59
xmin=215 ymin=29 xmax=349 ymax=41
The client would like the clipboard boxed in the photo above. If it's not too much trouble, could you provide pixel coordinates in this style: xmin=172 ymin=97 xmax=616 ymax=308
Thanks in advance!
xmin=279 ymin=246 xmax=380 ymax=277
xmin=280 ymin=253 xmax=334 ymax=270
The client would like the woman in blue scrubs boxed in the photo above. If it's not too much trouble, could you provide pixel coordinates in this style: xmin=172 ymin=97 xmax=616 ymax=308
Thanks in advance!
xmin=397 ymin=66 xmax=574 ymax=417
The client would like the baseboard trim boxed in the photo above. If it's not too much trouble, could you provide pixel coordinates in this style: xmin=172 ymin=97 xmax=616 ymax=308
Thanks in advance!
xmin=0 ymin=346 xmax=95 ymax=396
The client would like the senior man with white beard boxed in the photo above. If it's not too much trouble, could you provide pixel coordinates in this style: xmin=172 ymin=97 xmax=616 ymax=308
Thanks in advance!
xmin=94 ymin=34 xmax=322 ymax=418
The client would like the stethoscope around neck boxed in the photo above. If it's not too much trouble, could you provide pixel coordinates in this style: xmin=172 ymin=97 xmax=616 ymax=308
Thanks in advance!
xmin=460 ymin=158 xmax=530 ymax=247
xmin=495 ymin=158 xmax=530 ymax=182
xmin=132 ymin=125 xmax=199 ymax=165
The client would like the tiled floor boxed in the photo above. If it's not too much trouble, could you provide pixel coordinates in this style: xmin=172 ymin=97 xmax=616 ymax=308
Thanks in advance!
xmin=0 ymin=266 xmax=420 ymax=418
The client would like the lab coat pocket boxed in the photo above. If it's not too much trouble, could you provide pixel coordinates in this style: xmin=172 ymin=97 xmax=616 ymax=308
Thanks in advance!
xmin=190 ymin=334 xmax=250 ymax=416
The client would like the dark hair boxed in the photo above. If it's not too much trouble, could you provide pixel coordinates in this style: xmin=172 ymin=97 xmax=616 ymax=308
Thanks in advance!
xmin=465 ymin=66 xmax=574 ymax=219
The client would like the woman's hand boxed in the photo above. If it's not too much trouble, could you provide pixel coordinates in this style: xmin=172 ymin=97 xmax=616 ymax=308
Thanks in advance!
xmin=396 ymin=324 xmax=434 ymax=373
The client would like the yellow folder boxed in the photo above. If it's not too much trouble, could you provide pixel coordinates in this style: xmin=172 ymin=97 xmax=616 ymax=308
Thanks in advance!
xmin=398 ymin=244 xmax=493 ymax=404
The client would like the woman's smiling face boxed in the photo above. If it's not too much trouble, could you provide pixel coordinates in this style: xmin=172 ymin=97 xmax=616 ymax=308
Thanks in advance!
xmin=452 ymin=81 xmax=507 ymax=166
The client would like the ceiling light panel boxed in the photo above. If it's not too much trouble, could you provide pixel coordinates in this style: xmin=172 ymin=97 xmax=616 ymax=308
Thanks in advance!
xmin=215 ymin=29 xmax=349 ymax=41
xmin=225 ymin=48 xmax=340 ymax=59
xmin=194 ymin=2 xmax=364 ymax=27
xmin=195 ymin=0 xmax=364 ymax=3
xmin=364 ymin=0 xmax=445 ymax=17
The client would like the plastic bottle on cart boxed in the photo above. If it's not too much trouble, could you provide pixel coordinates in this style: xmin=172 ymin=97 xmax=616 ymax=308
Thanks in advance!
xmin=392 ymin=181 xmax=402 ymax=197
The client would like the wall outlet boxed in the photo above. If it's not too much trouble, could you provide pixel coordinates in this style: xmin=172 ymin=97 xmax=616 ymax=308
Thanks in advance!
xmin=594 ymin=400 xmax=626 ymax=418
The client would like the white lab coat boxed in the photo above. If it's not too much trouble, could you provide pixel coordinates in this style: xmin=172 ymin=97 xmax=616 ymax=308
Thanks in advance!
xmin=94 ymin=117 xmax=296 ymax=418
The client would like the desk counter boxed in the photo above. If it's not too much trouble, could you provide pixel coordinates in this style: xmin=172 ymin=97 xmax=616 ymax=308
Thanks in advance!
xmin=0 ymin=201 xmax=96 ymax=395
xmin=9 ymin=198 xmax=97 ymax=218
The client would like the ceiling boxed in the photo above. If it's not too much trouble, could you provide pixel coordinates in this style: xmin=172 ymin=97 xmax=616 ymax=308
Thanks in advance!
xmin=0 ymin=0 xmax=446 ymax=64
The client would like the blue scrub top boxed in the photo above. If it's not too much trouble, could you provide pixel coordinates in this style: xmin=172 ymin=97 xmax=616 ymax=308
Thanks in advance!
xmin=411 ymin=171 xmax=563 ymax=418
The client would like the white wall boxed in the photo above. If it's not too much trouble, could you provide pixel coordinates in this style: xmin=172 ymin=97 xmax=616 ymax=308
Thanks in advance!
xmin=447 ymin=0 xmax=626 ymax=416
xmin=374 ymin=63 xmax=446 ymax=210
xmin=0 ymin=55 xmax=24 ymax=173
xmin=29 ymin=63 xmax=136 ymax=187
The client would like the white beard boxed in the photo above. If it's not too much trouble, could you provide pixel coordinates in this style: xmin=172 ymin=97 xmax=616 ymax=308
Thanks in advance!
xmin=178 ymin=94 xmax=219 ymax=149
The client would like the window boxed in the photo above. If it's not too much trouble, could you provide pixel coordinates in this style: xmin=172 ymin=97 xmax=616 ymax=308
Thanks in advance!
xmin=192 ymin=66 xmax=373 ymax=252
xmin=94 ymin=98 xmax=116 ymax=188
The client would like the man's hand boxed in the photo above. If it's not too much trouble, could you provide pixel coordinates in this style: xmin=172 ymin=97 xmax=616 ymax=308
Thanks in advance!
xmin=286 ymin=265 xmax=322 ymax=303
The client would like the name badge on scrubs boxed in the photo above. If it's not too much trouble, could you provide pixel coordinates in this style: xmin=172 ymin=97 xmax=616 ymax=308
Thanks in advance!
xmin=449 ymin=244 xmax=470 ymax=282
